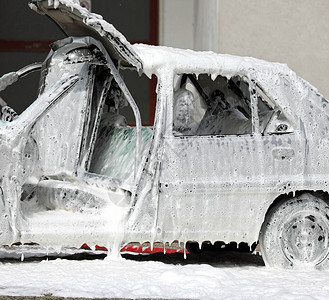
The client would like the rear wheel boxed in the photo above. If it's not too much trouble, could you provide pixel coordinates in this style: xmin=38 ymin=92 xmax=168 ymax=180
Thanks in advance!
xmin=259 ymin=193 xmax=329 ymax=269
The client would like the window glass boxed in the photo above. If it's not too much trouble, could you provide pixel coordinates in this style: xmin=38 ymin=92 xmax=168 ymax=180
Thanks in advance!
xmin=256 ymin=86 xmax=275 ymax=133
xmin=173 ymin=74 xmax=252 ymax=136
xmin=119 ymin=69 xmax=155 ymax=125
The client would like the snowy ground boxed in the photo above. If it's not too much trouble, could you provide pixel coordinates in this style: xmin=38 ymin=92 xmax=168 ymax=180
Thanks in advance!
xmin=0 ymin=248 xmax=329 ymax=299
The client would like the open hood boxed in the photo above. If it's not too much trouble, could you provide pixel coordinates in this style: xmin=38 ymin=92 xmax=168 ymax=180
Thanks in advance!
xmin=29 ymin=0 xmax=143 ymax=69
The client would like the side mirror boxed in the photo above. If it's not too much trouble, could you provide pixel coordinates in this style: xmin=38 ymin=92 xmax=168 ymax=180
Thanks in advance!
xmin=275 ymin=123 xmax=288 ymax=132
xmin=265 ymin=110 xmax=293 ymax=134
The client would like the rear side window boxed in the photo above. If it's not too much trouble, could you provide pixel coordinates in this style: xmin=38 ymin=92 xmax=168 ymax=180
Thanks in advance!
xmin=173 ymin=74 xmax=253 ymax=136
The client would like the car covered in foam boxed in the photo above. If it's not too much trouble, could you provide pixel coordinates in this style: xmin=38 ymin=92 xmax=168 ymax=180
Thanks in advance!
xmin=1 ymin=0 xmax=329 ymax=269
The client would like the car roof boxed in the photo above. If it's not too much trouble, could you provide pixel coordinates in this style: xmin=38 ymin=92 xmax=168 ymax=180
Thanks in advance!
xmin=133 ymin=43 xmax=293 ymax=81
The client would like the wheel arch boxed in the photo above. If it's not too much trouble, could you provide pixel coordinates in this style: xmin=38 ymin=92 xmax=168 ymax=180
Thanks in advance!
xmin=258 ymin=189 xmax=329 ymax=268
xmin=259 ymin=189 xmax=329 ymax=239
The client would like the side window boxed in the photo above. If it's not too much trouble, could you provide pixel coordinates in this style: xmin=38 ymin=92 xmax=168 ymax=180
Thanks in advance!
xmin=173 ymin=74 xmax=252 ymax=136
xmin=256 ymin=86 xmax=276 ymax=133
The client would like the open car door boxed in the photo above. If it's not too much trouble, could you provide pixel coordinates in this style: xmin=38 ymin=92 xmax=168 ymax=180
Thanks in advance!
xmin=29 ymin=0 xmax=143 ymax=69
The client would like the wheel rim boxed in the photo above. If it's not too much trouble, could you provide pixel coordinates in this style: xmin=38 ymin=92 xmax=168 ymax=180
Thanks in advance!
xmin=281 ymin=211 xmax=329 ymax=266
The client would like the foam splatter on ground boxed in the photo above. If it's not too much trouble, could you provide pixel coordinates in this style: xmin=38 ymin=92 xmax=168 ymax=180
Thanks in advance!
xmin=0 ymin=249 xmax=328 ymax=299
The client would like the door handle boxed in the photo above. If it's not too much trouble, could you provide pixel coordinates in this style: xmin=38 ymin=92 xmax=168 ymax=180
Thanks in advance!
xmin=272 ymin=148 xmax=294 ymax=160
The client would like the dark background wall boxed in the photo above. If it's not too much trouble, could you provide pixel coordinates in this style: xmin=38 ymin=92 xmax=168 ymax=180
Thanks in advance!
xmin=0 ymin=0 xmax=158 ymax=124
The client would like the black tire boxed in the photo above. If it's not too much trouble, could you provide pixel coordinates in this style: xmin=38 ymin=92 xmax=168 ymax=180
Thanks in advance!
xmin=259 ymin=193 xmax=329 ymax=269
